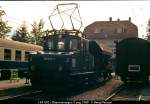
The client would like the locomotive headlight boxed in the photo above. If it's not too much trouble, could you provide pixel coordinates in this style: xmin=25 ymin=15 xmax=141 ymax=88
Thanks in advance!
xmin=58 ymin=66 xmax=63 ymax=72
xmin=72 ymin=58 xmax=76 ymax=68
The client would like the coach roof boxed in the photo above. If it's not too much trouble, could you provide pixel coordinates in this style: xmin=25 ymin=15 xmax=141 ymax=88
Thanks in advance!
xmin=0 ymin=38 xmax=43 ymax=51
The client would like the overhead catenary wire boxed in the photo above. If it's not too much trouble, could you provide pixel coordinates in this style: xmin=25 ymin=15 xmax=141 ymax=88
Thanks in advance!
xmin=5 ymin=15 xmax=31 ymax=26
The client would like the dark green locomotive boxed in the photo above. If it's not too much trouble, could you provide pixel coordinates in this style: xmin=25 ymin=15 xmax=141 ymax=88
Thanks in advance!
xmin=29 ymin=30 xmax=109 ymax=89
xmin=28 ymin=3 xmax=111 ymax=89
xmin=116 ymin=37 xmax=150 ymax=83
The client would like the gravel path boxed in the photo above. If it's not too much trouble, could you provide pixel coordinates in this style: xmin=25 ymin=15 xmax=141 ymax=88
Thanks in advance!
xmin=68 ymin=78 xmax=123 ymax=100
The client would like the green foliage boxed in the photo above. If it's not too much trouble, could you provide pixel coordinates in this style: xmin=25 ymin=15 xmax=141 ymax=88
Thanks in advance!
xmin=0 ymin=7 xmax=11 ymax=39
xmin=146 ymin=19 xmax=150 ymax=41
xmin=0 ymin=7 xmax=5 ymax=17
xmin=11 ymin=21 xmax=31 ymax=43
xmin=31 ymin=19 xmax=45 ymax=46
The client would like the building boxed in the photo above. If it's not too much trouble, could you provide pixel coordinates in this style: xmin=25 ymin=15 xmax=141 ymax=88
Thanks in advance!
xmin=83 ymin=17 xmax=138 ymax=58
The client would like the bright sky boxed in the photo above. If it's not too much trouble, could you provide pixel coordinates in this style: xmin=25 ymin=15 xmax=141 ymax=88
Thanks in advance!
xmin=1 ymin=1 xmax=150 ymax=38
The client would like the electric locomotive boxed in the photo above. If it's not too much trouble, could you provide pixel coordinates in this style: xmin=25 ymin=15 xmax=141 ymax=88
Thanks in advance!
xmin=29 ymin=30 xmax=108 ymax=89
xmin=28 ymin=3 xmax=111 ymax=89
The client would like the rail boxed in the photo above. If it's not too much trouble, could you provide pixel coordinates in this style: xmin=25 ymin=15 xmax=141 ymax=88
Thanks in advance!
xmin=105 ymin=84 xmax=125 ymax=101
xmin=105 ymin=83 xmax=147 ymax=101
xmin=0 ymin=90 xmax=42 ymax=100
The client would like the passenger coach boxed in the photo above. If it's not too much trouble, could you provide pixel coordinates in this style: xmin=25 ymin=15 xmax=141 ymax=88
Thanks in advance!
xmin=0 ymin=38 xmax=43 ymax=80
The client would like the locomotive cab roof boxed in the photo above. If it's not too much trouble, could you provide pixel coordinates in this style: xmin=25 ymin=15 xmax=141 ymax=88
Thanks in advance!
xmin=42 ymin=30 xmax=87 ymax=52
xmin=46 ymin=29 xmax=84 ymax=37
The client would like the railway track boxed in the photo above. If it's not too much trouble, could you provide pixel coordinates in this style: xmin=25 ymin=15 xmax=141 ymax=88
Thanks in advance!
xmin=4 ymin=79 xmax=150 ymax=101
xmin=0 ymin=88 xmax=77 ymax=101
xmin=0 ymin=90 xmax=42 ymax=101
xmin=137 ymin=83 xmax=150 ymax=101
xmin=105 ymin=83 xmax=147 ymax=101
xmin=105 ymin=84 xmax=125 ymax=101
xmin=0 ymin=80 xmax=111 ymax=101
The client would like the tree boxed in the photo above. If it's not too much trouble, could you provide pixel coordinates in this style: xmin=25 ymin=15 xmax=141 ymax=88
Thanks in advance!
xmin=146 ymin=19 xmax=150 ymax=41
xmin=30 ymin=19 xmax=45 ymax=45
xmin=11 ymin=21 xmax=31 ymax=43
xmin=0 ymin=7 xmax=11 ymax=38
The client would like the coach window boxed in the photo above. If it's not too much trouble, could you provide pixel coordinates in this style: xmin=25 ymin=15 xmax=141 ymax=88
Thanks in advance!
xmin=70 ymin=39 xmax=78 ymax=50
xmin=15 ymin=50 xmax=21 ymax=61
xmin=4 ymin=49 xmax=11 ymax=60
xmin=25 ymin=52 xmax=30 ymax=61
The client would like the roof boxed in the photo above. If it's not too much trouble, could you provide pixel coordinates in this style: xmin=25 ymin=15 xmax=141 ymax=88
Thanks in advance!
xmin=118 ymin=37 xmax=150 ymax=47
xmin=84 ymin=20 xmax=138 ymax=39
xmin=0 ymin=38 xmax=43 ymax=51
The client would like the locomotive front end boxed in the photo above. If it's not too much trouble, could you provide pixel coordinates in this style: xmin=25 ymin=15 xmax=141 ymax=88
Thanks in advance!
xmin=29 ymin=53 xmax=78 ymax=88
xmin=29 ymin=33 xmax=81 ymax=89
xmin=28 ymin=3 xmax=100 ymax=89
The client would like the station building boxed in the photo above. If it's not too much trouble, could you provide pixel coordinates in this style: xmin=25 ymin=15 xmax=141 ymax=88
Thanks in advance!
xmin=83 ymin=17 xmax=138 ymax=58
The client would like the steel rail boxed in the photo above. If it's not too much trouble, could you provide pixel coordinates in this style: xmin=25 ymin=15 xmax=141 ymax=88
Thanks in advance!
xmin=105 ymin=84 xmax=125 ymax=101
xmin=138 ymin=95 xmax=142 ymax=101
xmin=0 ymin=90 xmax=42 ymax=100
xmin=105 ymin=84 xmax=146 ymax=101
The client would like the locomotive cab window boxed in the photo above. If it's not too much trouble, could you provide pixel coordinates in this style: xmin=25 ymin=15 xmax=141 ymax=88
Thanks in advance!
xmin=4 ymin=49 xmax=11 ymax=60
xmin=48 ymin=40 xmax=54 ymax=50
xmin=57 ymin=40 xmax=65 ymax=50
xmin=70 ymin=39 xmax=78 ymax=50
xmin=15 ymin=50 xmax=21 ymax=61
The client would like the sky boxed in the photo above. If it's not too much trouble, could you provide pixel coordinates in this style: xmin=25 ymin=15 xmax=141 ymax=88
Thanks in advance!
xmin=0 ymin=1 xmax=150 ymax=38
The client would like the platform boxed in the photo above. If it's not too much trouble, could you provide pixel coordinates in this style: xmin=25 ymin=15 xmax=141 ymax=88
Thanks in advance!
xmin=0 ymin=78 xmax=31 ymax=90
